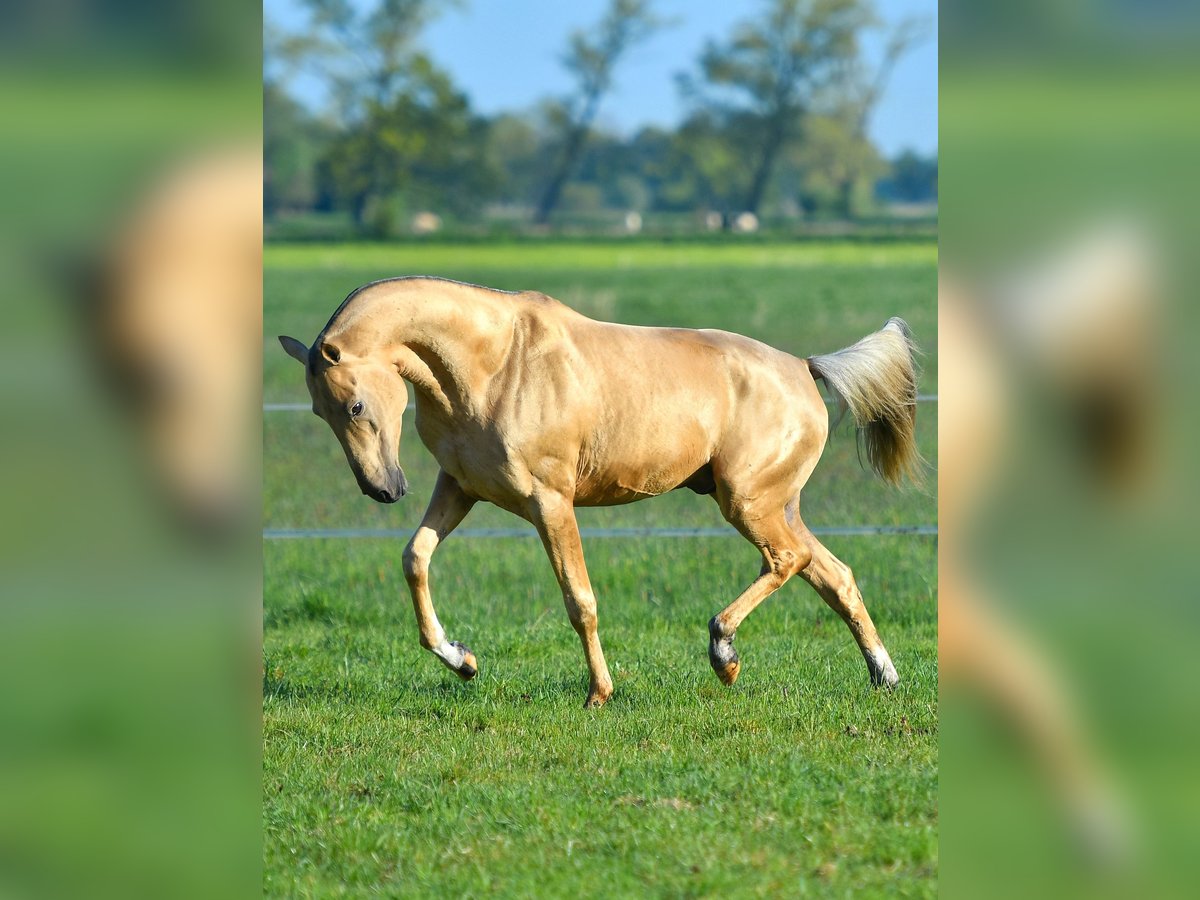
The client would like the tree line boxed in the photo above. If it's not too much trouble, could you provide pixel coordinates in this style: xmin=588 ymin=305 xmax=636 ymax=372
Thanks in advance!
xmin=265 ymin=0 xmax=936 ymax=236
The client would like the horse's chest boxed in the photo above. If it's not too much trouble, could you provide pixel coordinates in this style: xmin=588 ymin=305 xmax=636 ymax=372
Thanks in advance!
xmin=417 ymin=420 xmax=526 ymax=502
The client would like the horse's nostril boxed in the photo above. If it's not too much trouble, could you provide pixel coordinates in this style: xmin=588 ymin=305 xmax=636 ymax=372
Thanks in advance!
xmin=377 ymin=488 xmax=393 ymax=503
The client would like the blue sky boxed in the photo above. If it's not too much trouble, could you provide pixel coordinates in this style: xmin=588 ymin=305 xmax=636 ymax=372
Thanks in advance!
xmin=266 ymin=0 xmax=937 ymax=157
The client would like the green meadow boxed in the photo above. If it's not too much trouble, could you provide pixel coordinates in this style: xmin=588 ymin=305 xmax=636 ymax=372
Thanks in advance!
xmin=264 ymin=240 xmax=938 ymax=896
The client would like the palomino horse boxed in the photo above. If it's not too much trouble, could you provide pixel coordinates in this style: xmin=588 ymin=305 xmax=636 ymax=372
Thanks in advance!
xmin=280 ymin=277 xmax=921 ymax=707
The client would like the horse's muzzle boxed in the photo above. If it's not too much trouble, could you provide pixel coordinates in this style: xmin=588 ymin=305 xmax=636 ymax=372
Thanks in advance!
xmin=364 ymin=467 xmax=409 ymax=503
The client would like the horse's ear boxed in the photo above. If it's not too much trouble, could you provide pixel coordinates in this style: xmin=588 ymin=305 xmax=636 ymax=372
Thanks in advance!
xmin=278 ymin=335 xmax=309 ymax=365
xmin=320 ymin=341 xmax=342 ymax=365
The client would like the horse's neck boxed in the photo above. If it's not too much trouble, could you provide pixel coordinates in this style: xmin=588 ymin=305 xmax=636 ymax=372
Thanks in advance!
xmin=363 ymin=288 xmax=515 ymax=417
xmin=395 ymin=338 xmax=473 ymax=416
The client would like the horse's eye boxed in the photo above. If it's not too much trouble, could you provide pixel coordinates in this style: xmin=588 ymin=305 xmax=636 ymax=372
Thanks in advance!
xmin=350 ymin=401 xmax=363 ymax=417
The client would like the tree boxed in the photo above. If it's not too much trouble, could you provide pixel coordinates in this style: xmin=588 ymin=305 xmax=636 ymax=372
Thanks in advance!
xmin=483 ymin=113 xmax=547 ymax=208
xmin=534 ymin=0 xmax=663 ymax=225
xmin=832 ymin=14 xmax=931 ymax=216
xmin=269 ymin=1 xmax=483 ymax=232
xmin=679 ymin=0 xmax=876 ymax=217
xmin=780 ymin=112 xmax=885 ymax=218
xmin=668 ymin=109 xmax=755 ymax=214
xmin=269 ymin=0 xmax=462 ymax=120
xmin=264 ymin=80 xmax=336 ymax=215
xmin=876 ymin=150 xmax=937 ymax=204
xmin=314 ymin=58 xmax=496 ymax=232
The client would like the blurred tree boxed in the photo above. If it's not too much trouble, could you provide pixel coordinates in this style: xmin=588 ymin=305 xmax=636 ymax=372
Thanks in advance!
xmin=876 ymin=149 xmax=938 ymax=204
xmin=834 ymin=14 xmax=931 ymax=215
xmin=270 ymin=0 xmax=462 ymax=119
xmin=269 ymin=0 xmax=490 ymax=233
xmin=261 ymin=0 xmax=930 ymax=233
xmin=622 ymin=127 xmax=675 ymax=209
xmin=779 ymin=112 xmax=885 ymax=218
xmin=668 ymin=109 xmax=751 ymax=214
xmin=264 ymin=81 xmax=335 ymax=215
xmin=314 ymin=59 xmax=496 ymax=232
xmin=534 ymin=0 xmax=664 ymax=224
xmin=483 ymin=113 xmax=547 ymax=208
xmin=678 ymin=0 xmax=876 ymax=217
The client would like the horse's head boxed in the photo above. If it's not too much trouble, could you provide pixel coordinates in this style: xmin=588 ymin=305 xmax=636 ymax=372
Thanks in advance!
xmin=279 ymin=334 xmax=410 ymax=503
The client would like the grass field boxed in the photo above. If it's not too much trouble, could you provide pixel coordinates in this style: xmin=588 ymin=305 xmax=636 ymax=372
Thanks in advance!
xmin=263 ymin=240 xmax=938 ymax=896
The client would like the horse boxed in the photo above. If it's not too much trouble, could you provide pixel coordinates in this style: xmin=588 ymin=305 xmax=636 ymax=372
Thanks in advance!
xmin=279 ymin=276 xmax=922 ymax=707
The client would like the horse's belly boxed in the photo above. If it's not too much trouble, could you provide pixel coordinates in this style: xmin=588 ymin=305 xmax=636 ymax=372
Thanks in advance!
xmin=573 ymin=453 xmax=709 ymax=507
xmin=573 ymin=409 xmax=717 ymax=505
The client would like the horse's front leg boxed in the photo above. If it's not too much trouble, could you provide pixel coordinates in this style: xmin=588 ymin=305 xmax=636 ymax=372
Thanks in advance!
xmin=529 ymin=492 xmax=614 ymax=708
xmin=402 ymin=470 xmax=478 ymax=680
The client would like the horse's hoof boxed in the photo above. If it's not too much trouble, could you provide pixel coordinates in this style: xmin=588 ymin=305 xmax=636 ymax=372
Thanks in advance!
xmin=584 ymin=686 xmax=612 ymax=709
xmin=449 ymin=641 xmax=477 ymax=680
xmin=713 ymin=656 xmax=741 ymax=686
xmin=708 ymin=616 xmax=740 ymax=686
xmin=871 ymin=666 xmax=899 ymax=689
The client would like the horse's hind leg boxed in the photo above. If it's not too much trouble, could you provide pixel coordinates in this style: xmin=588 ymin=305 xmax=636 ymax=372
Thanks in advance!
xmin=708 ymin=511 xmax=812 ymax=686
xmin=790 ymin=511 xmax=899 ymax=688
xmin=403 ymin=470 xmax=478 ymax=680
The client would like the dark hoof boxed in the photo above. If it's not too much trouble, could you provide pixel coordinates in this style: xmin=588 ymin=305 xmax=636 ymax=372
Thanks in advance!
xmin=449 ymin=641 xmax=477 ymax=680
xmin=584 ymin=686 xmax=613 ymax=709
xmin=708 ymin=616 xmax=741 ymax=686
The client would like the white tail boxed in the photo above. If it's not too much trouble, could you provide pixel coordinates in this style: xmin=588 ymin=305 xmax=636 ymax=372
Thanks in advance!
xmin=808 ymin=318 xmax=923 ymax=486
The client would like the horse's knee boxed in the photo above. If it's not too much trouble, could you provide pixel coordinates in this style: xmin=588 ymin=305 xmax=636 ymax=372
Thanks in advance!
xmin=836 ymin=561 xmax=857 ymax=591
xmin=769 ymin=543 xmax=810 ymax=580
xmin=834 ymin=565 xmax=866 ymax=615
xmin=401 ymin=545 xmax=424 ymax=587
xmin=565 ymin=593 xmax=597 ymax=633
xmin=792 ymin=543 xmax=813 ymax=575
xmin=402 ymin=534 xmax=434 ymax=586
